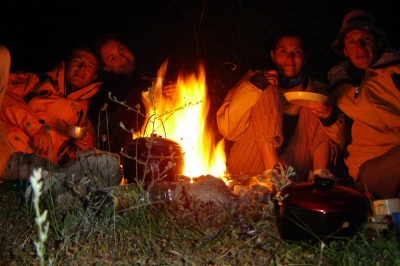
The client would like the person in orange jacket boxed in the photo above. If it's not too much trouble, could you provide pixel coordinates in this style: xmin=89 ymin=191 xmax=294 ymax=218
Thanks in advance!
xmin=0 ymin=44 xmax=16 ymax=177
xmin=0 ymin=45 xmax=101 ymax=166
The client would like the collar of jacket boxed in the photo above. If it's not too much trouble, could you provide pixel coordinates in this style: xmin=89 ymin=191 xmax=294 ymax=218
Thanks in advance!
xmin=279 ymin=71 xmax=305 ymax=89
xmin=370 ymin=48 xmax=400 ymax=69
xmin=45 ymin=61 xmax=101 ymax=100
xmin=328 ymin=48 xmax=400 ymax=89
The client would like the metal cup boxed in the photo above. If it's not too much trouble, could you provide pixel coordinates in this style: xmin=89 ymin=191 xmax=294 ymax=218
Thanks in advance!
xmin=66 ymin=125 xmax=87 ymax=139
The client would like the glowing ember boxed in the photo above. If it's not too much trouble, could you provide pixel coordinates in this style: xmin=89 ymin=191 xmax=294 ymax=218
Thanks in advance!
xmin=141 ymin=60 xmax=227 ymax=180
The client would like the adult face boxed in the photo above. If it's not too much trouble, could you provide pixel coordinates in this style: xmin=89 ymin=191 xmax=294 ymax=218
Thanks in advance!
xmin=99 ymin=39 xmax=135 ymax=77
xmin=66 ymin=50 xmax=98 ymax=89
xmin=271 ymin=36 xmax=305 ymax=79
xmin=342 ymin=29 xmax=380 ymax=70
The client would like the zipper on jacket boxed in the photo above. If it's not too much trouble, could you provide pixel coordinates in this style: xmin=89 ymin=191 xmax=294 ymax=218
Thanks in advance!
xmin=354 ymin=85 xmax=360 ymax=99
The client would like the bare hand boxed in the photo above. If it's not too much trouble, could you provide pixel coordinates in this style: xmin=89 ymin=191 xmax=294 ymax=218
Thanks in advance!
xmin=308 ymin=101 xmax=332 ymax=119
xmin=261 ymin=69 xmax=279 ymax=86
xmin=163 ymin=82 xmax=178 ymax=98
xmin=32 ymin=125 xmax=53 ymax=155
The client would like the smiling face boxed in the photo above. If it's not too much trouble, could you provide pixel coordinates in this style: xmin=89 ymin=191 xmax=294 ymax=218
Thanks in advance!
xmin=342 ymin=29 xmax=380 ymax=70
xmin=66 ymin=49 xmax=98 ymax=89
xmin=99 ymin=39 xmax=135 ymax=77
xmin=271 ymin=36 xmax=305 ymax=79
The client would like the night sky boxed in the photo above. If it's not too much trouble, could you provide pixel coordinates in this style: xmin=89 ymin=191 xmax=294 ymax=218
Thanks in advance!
xmin=1 ymin=0 xmax=399 ymax=77
xmin=1 ymin=1 xmax=185 ymax=73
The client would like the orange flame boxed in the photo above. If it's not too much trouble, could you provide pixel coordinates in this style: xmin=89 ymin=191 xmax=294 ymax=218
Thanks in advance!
xmin=142 ymin=59 xmax=226 ymax=179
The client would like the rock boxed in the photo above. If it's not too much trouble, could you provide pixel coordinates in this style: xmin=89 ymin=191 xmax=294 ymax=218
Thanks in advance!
xmin=170 ymin=175 xmax=234 ymax=229
xmin=2 ymin=148 xmax=123 ymax=209
xmin=3 ymin=152 xmax=60 ymax=181
xmin=60 ymin=148 xmax=123 ymax=196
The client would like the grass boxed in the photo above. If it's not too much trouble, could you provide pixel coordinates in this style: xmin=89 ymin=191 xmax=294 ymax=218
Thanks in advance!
xmin=1 ymin=172 xmax=400 ymax=266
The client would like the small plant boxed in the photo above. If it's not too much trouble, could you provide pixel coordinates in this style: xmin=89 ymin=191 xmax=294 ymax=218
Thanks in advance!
xmin=30 ymin=167 xmax=52 ymax=266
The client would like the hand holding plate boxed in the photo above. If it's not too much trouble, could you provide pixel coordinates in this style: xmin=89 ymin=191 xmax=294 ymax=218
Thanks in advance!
xmin=261 ymin=69 xmax=279 ymax=86
xmin=308 ymin=100 xmax=333 ymax=119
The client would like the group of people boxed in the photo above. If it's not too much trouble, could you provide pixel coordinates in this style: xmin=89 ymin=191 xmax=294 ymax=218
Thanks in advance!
xmin=0 ymin=32 xmax=176 ymax=180
xmin=217 ymin=9 xmax=400 ymax=199
xmin=0 ymin=9 xmax=399 ymax=199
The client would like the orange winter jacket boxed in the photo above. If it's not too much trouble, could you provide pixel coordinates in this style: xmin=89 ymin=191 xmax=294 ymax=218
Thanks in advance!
xmin=0 ymin=61 xmax=101 ymax=164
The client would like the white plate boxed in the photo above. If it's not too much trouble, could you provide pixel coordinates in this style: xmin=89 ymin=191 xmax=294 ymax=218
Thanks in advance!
xmin=283 ymin=91 xmax=328 ymax=106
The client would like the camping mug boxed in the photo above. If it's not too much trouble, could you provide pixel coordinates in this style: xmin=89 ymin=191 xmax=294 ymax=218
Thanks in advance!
xmin=372 ymin=198 xmax=400 ymax=216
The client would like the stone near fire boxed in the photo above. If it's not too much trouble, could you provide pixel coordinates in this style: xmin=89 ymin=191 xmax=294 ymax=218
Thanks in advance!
xmin=171 ymin=175 xmax=234 ymax=229
xmin=3 ymin=148 xmax=123 ymax=209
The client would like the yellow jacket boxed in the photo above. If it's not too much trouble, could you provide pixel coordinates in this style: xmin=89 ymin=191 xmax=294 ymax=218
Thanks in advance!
xmin=216 ymin=71 xmax=264 ymax=141
xmin=325 ymin=50 xmax=400 ymax=179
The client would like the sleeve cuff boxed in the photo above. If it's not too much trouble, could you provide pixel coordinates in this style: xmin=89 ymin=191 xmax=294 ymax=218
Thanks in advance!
xmin=248 ymin=72 xmax=270 ymax=91
xmin=320 ymin=104 xmax=339 ymax=127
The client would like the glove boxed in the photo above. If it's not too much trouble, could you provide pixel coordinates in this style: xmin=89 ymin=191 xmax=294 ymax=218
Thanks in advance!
xmin=32 ymin=125 xmax=53 ymax=155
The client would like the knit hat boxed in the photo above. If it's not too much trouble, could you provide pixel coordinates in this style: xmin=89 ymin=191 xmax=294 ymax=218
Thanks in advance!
xmin=331 ymin=9 xmax=387 ymax=57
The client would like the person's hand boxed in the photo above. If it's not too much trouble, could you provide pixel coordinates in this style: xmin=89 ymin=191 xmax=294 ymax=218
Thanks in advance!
xmin=261 ymin=69 xmax=279 ymax=86
xmin=74 ymin=127 xmax=92 ymax=150
xmin=32 ymin=125 xmax=52 ymax=155
xmin=163 ymin=82 xmax=178 ymax=98
xmin=308 ymin=100 xmax=333 ymax=119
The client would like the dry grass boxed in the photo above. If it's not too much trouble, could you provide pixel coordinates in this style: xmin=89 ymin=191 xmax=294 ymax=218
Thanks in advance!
xmin=1 ymin=178 xmax=400 ymax=266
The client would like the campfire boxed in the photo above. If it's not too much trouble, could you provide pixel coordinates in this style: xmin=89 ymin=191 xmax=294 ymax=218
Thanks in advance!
xmin=140 ymin=59 xmax=227 ymax=182
xmin=112 ymin=59 xmax=290 ymax=230
xmin=120 ymin=59 xmax=285 ymax=199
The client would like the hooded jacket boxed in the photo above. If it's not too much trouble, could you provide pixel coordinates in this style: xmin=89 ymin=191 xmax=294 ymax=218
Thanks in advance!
xmin=217 ymin=70 xmax=332 ymax=179
xmin=325 ymin=49 xmax=400 ymax=179
xmin=0 ymin=61 xmax=101 ymax=164
xmin=0 ymin=44 xmax=15 ymax=177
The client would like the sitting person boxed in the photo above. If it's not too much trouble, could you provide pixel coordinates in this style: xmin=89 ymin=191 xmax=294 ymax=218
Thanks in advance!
xmin=310 ymin=9 xmax=400 ymax=198
xmin=217 ymin=31 xmax=336 ymax=181
xmin=88 ymin=31 xmax=177 ymax=154
xmin=0 ymin=44 xmax=16 ymax=177
xmin=0 ymin=45 xmax=101 ymax=165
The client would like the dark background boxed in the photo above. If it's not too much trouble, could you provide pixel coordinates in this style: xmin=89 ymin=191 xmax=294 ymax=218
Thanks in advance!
xmin=1 ymin=0 xmax=399 ymax=106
